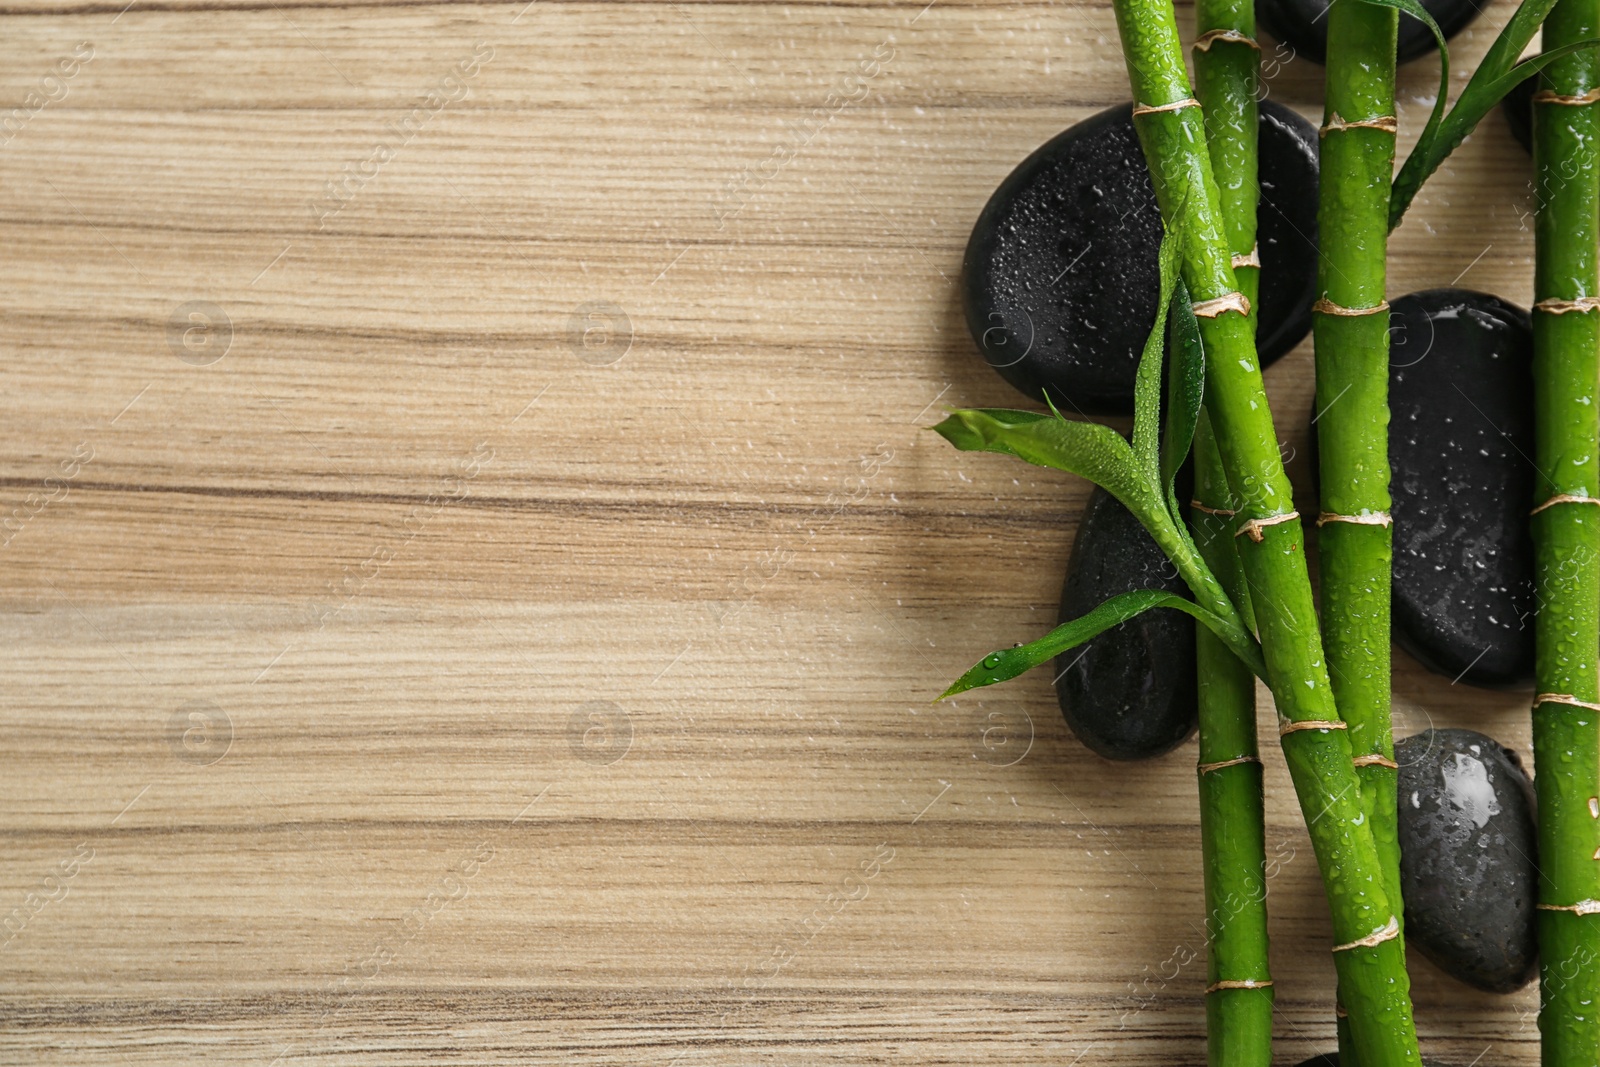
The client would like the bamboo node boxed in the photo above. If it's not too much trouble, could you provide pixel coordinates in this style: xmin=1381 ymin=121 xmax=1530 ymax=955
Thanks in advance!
xmin=1534 ymin=693 xmax=1600 ymax=713
xmin=1133 ymin=97 xmax=1202 ymax=116
xmin=1193 ymin=28 xmax=1261 ymax=51
xmin=1534 ymin=296 xmax=1600 ymax=315
xmin=1532 ymin=87 xmax=1600 ymax=106
xmin=1316 ymin=511 xmax=1392 ymax=528
xmin=1312 ymin=297 xmax=1390 ymax=317
xmin=1532 ymin=493 xmax=1600 ymax=515
xmin=1537 ymin=900 xmax=1600 ymax=915
xmin=1197 ymin=755 xmax=1262 ymax=774
xmin=1234 ymin=510 xmax=1299 ymax=542
xmin=1279 ymin=718 xmax=1348 ymax=736
xmin=1332 ymin=915 xmax=1400 ymax=952
xmin=1205 ymin=979 xmax=1273 ymax=993
xmin=1191 ymin=291 xmax=1251 ymax=319
xmin=1352 ymin=753 xmax=1400 ymax=769
xmin=1189 ymin=500 xmax=1237 ymax=518
xmin=1320 ymin=113 xmax=1399 ymax=137
xmin=1231 ymin=245 xmax=1261 ymax=269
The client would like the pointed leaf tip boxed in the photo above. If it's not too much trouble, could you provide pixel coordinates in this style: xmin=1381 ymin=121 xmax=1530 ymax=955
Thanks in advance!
xmin=937 ymin=589 xmax=1201 ymax=699
xmin=930 ymin=412 xmax=985 ymax=451
xmin=925 ymin=406 xmax=1161 ymax=516
xmin=938 ymin=588 xmax=1270 ymax=698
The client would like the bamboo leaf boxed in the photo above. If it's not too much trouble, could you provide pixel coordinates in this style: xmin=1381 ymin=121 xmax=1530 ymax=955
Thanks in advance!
xmin=937 ymin=589 xmax=1268 ymax=700
xmin=1161 ymin=279 xmax=1205 ymax=517
xmin=1392 ymin=38 xmax=1600 ymax=226
xmin=1132 ymin=229 xmax=1184 ymax=487
xmin=1471 ymin=0 xmax=1561 ymax=81
xmin=931 ymin=407 xmax=1168 ymax=523
xmin=931 ymin=406 xmax=1255 ymax=650
xmin=1481 ymin=0 xmax=1560 ymax=69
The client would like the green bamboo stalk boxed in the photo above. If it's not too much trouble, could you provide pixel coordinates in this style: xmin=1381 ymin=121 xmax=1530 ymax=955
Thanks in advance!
xmin=1314 ymin=1 xmax=1405 ymax=1060
xmin=1192 ymin=421 xmax=1273 ymax=1067
xmin=1109 ymin=1 xmax=1420 ymax=1062
xmin=1530 ymin=0 xmax=1600 ymax=1058
xmin=1192 ymin=0 xmax=1259 ymax=321
xmin=1190 ymin=7 xmax=1273 ymax=1066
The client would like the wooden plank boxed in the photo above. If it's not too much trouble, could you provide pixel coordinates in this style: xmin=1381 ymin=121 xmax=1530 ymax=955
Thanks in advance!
xmin=0 ymin=0 xmax=1544 ymax=1062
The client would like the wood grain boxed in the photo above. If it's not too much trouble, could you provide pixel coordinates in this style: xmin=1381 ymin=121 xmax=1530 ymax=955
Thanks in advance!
xmin=0 ymin=1 xmax=1548 ymax=1063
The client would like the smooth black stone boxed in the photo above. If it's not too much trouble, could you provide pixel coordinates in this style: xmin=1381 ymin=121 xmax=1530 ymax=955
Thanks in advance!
xmin=1503 ymin=73 xmax=1536 ymax=155
xmin=1389 ymin=288 xmax=1536 ymax=687
xmin=1396 ymin=728 xmax=1539 ymax=994
xmin=1258 ymin=0 xmax=1488 ymax=66
xmin=963 ymin=100 xmax=1319 ymax=416
xmin=1055 ymin=486 xmax=1196 ymax=760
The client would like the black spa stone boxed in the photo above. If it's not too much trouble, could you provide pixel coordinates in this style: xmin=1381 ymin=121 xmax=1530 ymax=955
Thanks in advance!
xmin=962 ymin=99 xmax=1319 ymax=416
xmin=1055 ymin=486 xmax=1196 ymax=760
xmin=1258 ymin=0 xmax=1489 ymax=66
xmin=1388 ymin=288 xmax=1536 ymax=687
xmin=1502 ymin=73 xmax=1536 ymax=154
xmin=1396 ymin=728 xmax=1540 ymax=994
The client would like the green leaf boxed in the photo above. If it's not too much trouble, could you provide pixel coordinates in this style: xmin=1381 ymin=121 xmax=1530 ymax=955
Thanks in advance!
xmin=931 ymin=407 xmax=1167 ymax=521
xmin=1478 ymin=0 xmax=1562 ymax=76
xmin=930 ymin=405 xmax=1252 ymax=634
xmin=1471 ymin=0 xmax=1561 ymax=85
xmin=1384 ymin=0 xmax=1597 ymax=228
xmin=1161 ymin=279 xmax=1205 ymax=517
xmin=937 ymin=589 xmax=1268 ymax=700
xmin=1132 ymin=228 xmax=1183 ymax=487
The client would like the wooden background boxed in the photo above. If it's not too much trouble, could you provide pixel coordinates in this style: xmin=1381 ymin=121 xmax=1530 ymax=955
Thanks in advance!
xmin=0 ymin=1 xmax=1551 ymax=1063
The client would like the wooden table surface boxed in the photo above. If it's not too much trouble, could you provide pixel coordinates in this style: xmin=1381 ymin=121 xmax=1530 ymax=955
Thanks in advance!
xmin=0 ymin=1 xmax=1551 ymax=1063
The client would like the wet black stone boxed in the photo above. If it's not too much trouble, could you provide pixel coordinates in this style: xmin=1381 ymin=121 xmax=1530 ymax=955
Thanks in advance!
xmin=1258 ymin=0 xmax=1489 ymax=66
xmin=962 ymin=100 xmax=1319 ymax=417
xmin=1502 ymin=73 xmax=1537 ymax=155
xmin=1388 ymin=288 xmax=1536 ymax=687
xmin=1396 ymin=728 xmax=1539 ymax=994
xmin=1055 ymin=486 xmax=1196 ymax=760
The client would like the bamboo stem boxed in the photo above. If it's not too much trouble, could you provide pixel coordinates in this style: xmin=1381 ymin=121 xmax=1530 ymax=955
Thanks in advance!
xmin=1108 ymin=1 xmax=1420 ymax=1062
xmin=1190 ymin=5 xmax=1272 ymax=1064
xmin=1193 ymin=420 xmax=1274 ymax=1067
xmin=1314 ymin=1 xmax=1405 ymax=1059
xmin=1192 ymin=0 xmax=1260 ymax=322
xmin=1531 ymin=0 xmax=1600 ymax=1057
